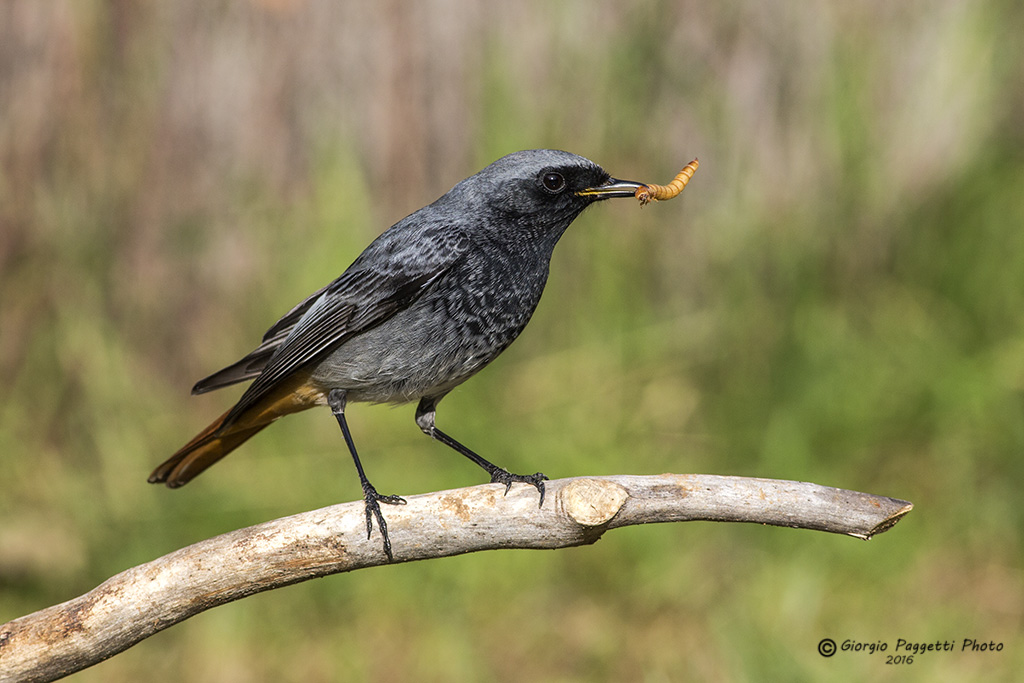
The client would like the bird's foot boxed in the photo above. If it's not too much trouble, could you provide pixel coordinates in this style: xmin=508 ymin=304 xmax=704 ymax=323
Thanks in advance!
xmin=361 ymin=484 xmax=406 ymax=562
xmin=488 ymin=468 xmax=548 ymax=507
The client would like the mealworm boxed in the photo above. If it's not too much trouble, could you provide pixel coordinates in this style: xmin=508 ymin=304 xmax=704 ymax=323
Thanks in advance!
xmin=635 ymin=158 xmax=699 ymax=206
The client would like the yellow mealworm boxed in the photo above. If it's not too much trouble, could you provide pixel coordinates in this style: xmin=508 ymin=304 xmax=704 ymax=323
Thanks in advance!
xmin=635 ymin=158 xmax=699 ymax=206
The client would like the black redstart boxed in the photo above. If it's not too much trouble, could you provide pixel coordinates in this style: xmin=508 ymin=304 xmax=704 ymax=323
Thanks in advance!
xmin=150 ymin=149 xmax=695 ymax=559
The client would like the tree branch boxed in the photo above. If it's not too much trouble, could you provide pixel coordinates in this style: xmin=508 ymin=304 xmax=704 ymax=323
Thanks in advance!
xmin=0 ymin=474 xmax=912 ymax=682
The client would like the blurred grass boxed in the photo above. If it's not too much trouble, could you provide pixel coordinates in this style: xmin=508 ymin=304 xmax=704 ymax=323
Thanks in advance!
xmin=2 ymin=1 xmax=1023 ymax=681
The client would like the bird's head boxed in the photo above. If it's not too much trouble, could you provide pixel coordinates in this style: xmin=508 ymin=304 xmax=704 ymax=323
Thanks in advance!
xmin=442 ymin=149 xmax=645 ymax=241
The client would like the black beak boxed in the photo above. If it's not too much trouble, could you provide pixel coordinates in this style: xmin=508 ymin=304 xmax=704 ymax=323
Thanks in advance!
xmin=576 ymin=177 xmax=646 ymax=200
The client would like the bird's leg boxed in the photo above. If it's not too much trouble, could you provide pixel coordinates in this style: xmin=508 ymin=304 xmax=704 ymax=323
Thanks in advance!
xmin=415 ymin=397 xmax=548 ymax=507
xmin=328 ymin=389 xmax=405 ymax=561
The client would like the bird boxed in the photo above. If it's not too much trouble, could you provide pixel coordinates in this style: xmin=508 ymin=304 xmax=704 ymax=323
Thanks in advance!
xmin=150 ymin=149 xmax=678 ymax=560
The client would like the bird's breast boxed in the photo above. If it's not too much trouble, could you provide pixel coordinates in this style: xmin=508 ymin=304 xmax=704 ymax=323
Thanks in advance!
xmin=310 ymin=249 xmax=550 ymax=404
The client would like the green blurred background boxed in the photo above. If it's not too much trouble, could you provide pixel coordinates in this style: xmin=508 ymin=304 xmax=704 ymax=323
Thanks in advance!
xmin=2 ymin=1 xmax=1022 ymax=680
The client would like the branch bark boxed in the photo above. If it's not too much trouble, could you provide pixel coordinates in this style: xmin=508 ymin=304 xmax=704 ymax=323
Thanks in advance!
xmin=0 ymin=473 xmax=912 ymax=682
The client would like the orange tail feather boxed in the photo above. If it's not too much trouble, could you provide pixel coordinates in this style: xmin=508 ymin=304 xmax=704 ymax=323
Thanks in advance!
xmin=148 ymin=409 xmax=270 ymax=487
xmin=151 ymin=373 xmax=321 ymax=487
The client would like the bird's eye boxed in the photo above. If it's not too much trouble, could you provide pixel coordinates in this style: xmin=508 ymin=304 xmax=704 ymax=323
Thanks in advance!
xmin=541 ymin=172 xmax=566 ymax=193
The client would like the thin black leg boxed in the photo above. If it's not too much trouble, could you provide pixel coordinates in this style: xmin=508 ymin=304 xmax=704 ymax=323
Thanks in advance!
xmin=328 ymin=389 xmax=405 ymax=561
xmin=415 ymin=397 xmax=547 ymax=506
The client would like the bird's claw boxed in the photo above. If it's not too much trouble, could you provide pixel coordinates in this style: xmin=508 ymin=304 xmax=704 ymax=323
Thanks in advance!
xmin=361 ymin=486 xmax=406 ymax=562
xmin=489 ymin=469 xmax=548 ymax=507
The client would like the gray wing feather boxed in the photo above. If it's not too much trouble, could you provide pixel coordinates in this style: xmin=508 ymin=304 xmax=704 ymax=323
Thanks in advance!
xmin=191 ymin=283 xmax=331 ymax=394
xmin=193 ymin=218 xmax=471 ymax=428
xmin=216 ymin=221 xmax=471 ymax=426
xmin=222 ymin=265 xmax=451 ymax=424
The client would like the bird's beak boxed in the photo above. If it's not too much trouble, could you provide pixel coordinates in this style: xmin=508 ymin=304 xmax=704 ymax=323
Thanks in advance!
xmin=576 ymin=177 xmax=646 ymax=200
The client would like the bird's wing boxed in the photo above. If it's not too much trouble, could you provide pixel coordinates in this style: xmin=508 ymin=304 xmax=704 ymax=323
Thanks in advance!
xmin=217 ymin=224 xmax=470 ymax=425
xmin=191 ymin=284 xmax=331 ymax=394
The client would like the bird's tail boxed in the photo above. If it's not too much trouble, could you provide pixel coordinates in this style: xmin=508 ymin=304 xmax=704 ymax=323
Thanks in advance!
xmin=150 ymin=373 xmax=322 ymax=487
xmin=148 ymin=409 xmax=270 ymax=487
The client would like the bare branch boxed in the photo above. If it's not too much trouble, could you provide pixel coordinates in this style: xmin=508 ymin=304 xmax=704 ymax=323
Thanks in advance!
xmin=0 ymin=474 xmax=911 ymax=682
